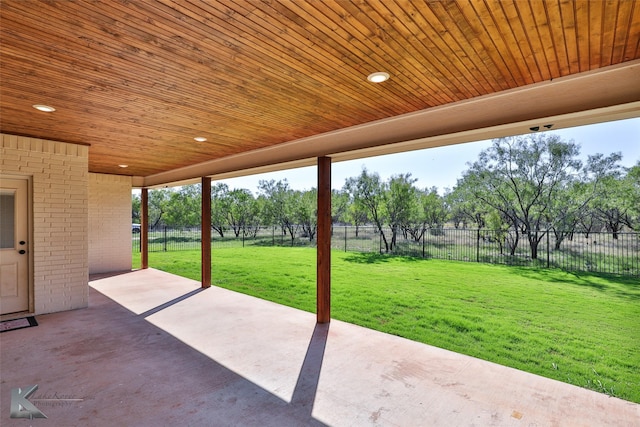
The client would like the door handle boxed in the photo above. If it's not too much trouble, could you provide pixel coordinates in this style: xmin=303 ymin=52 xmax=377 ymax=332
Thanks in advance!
xmin=19 ymin=241 xmax=26 ymax=245
xmin=19 ymin=250 xmax=26 ymax=255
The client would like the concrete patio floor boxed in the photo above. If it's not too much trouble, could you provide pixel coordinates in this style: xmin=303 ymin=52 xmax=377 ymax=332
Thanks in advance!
xmin=1 ymin=269 xmax=638 ymax=426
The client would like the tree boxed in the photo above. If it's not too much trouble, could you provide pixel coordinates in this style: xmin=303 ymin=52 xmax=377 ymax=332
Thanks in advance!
xmin=349 ymin=169 xmax=391 ymax=251
xmin=384 ymin=173 xmax=418 ymax=250
xmin=544 ymin=151 xmax=622 ymax=246
xmin=578 ymin=153 xmax=627 ymax=239
xmin=593 ymin=174 xmax=634 ymax=238
xmin=342 ymin=176 xmax=369 ymax=236
xmin=402 ymin=186 xmax=445 ymax=242
xmin=420 ymin=187 xmax=448 ymax=229
xmin=626 ymin=162 xmax=640 ymax=231
xmin=331 ymin=189 xmax=350 ymax=225
xmin=255 ymin=194 xmax=272 ymax=227
xmin=546 ymin=181 xmax=585 ymax=249
xmin=485 ymin=209 xmax=513 ymax=255
xmin=225 ymin=188 xmax=258 ymax=237
xmin=164 ymin=184 xmax=201 ymax=228
xmin=462 ymin=135 xmax=623 ymax=258
xmin=463 ymin=135 xmax=585 ymax=259
xmin=131 ymin=194 xmax=141 ymax=223
xmin=347 ymin=169 xmax=418 ymax=252
xmin=258 ymin=179 xmax=298 ymax=245
xmin=457 ymin=168 xmax=522 ymax=255
xmin=445 ymin=183 xmax=489 ymax=229
xmin=211 ymin=183 xmax=230 ymax=237
xmin=148 ymin=188 xmax=172 ymax=229
xmin=294 ymin=189 xmax=318 ymax=241
xmin=576 ymin=205 xmax=604 ymax=239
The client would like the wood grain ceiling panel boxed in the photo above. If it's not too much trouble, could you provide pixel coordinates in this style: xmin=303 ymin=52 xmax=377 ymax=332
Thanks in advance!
xmin=1 ymin=0 xmax=638 ymax=178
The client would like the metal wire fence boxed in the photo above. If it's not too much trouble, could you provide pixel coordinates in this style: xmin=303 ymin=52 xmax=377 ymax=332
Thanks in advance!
xmin=132 ymin=226 xmax=640 ymax=276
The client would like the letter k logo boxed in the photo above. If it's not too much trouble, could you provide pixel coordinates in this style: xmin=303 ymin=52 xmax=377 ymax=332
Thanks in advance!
xmin=10 ymin=385 xmax=47 ymax=419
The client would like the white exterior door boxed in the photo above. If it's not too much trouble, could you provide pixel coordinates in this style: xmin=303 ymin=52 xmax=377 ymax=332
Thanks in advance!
xmin=0 ymin=177 xmax=30 ymax=315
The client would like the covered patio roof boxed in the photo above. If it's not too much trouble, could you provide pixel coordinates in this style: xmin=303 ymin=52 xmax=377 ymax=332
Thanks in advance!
xmin=1 ymin=1 xmax=639 ymax=188
xmin=1 ymin=269 xmax=637 ymax=425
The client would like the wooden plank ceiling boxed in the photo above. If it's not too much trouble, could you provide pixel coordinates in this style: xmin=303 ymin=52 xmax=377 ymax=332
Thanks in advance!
xmin=1 ymin=0 xmax=639 ymax=178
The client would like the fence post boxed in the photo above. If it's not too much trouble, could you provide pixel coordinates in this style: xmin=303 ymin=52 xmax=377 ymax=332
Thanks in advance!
xmin=272 ymin=226 xmax=275 ymax=246
xmin=379 ymin=231 xmax=382 ymax=254
xmin=163 ymin=226 xmax=167 ymax=252
xmin=242 ymin=230 xmax=245 ymax=248
xmin=344 ymin=226 xmax=347 ymax=252
xmin=476 ymin=229 xmax=480 ymax=262
xmin=546 ymin=230 xmax=550 ymax=268
xmin=422 ymin=230 xmax=425 ymax=258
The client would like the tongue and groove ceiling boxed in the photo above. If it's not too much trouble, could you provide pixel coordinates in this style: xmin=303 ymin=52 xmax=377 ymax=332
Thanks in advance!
xmin=1 ymin=0 xmax=639 ymax=186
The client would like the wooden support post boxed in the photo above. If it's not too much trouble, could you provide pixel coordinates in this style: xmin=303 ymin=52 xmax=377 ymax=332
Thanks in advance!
xmin=141 ymin=188 xmax=149 ymax=270
xmin=202 ymin=177 xmax=212 ymax=288
xmin=317 ymin=156 xmax=331 ymax=323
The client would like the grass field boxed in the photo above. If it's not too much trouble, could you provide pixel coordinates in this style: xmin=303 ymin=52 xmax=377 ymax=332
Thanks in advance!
xmin=132 ymin=247 xmax=640 ymax=403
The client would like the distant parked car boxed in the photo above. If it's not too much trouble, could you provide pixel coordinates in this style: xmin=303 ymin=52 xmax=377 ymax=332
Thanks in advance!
xmin=132 ymin=224 xmax=141 ymax=233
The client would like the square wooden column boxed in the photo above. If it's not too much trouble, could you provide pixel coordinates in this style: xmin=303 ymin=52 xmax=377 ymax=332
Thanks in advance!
xmin=140 ymin=188 xmax=149 ymax=270
xmin=317 ymin=156 xmax=331 ymax=323
xmin=201 ymin=177 xmax=212 ymax=288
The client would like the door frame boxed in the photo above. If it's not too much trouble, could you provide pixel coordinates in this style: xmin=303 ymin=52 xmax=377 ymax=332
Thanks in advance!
xmin=0 ymin=174 xmax=34 ymax=319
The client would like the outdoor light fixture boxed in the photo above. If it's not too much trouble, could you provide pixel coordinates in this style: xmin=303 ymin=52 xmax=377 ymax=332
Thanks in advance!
xmin=530 ymin=124 xmax=554 ymax=132
xmin=367 ymin=72 xmax=390 ymax=83
xmin=118 ymin=164 xmax=128 ymax=168
xmin=32 ymin=104 xmax=56 ymax=112
xmin=194 ymin=136 xmax=207 ymax=142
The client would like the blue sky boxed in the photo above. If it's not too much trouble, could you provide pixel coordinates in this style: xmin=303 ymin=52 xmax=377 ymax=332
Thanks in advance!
xmin=218 ymin=117 xmax=640 ymax=194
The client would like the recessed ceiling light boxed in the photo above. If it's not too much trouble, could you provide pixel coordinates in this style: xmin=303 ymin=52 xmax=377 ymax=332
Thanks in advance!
xmin=367 ymin=72 xmax=390 ymax=83
xmin=194 ymin=136 xmax=207 ymax=142
xmin=33 ymin=104 xmax=56 ymax=112
xmin=118 ymin=164 xmax=128 ymax=168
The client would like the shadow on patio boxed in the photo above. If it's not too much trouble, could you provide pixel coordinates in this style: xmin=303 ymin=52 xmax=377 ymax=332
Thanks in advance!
xmin=1 ymin=269 xmax=638 ymax=426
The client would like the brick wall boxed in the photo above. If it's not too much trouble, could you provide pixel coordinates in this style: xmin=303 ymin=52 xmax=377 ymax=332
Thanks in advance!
xmin=1 ymin=133 xmax=88 ymax=314
xmin=88 ymin=173 xmax=132 ymax=274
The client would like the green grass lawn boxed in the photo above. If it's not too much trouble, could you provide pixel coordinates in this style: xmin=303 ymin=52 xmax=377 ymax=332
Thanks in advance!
xmin=132 ymin=247 xmax=640 ymax=403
